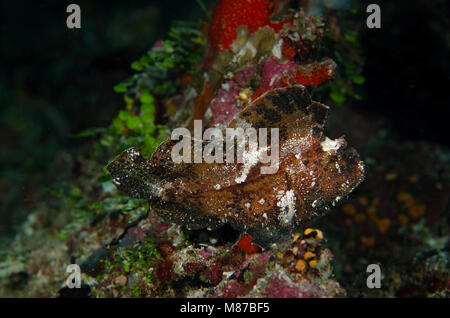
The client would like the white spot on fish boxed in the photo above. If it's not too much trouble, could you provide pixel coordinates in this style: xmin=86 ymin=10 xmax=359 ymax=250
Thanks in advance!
xmin=321 ymin=137 xmax=341 ymax=152
xmin=277 ymin=189 xmax=297 ymax=224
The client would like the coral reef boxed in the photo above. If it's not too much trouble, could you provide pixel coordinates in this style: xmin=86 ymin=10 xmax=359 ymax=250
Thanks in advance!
xmin=87 ymin=217 xmax=344 ymax=298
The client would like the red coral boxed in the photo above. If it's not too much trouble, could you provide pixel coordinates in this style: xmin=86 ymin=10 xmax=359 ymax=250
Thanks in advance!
xmin=293 ymin=59 xmax=336 ymax=87
xmin=281 ymin=37 xmax=299 ymax=60
xmin=282 ymin=44 xmax=297 ymax=60
xmin=251 ymin=87 xmax=266 ymax=101
xmin=209 ymin=0 xmax=290 ymax=52
xmin=237 ymin=233 xmax=262 ymax=253
xmin=251 ymin=58 xmax=336 ymax=102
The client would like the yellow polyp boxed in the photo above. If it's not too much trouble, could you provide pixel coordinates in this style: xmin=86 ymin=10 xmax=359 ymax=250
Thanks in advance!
xmin=303 ymin=228 xmax=323 ymax=239
xmin=404 ymin=200 xmax=415 ymax=209
xmin=384 ymin=171 xmax=397 ymax=181
xmin=367 ymin=206 xmax=378 ymax=221
xmin=371 ymin=198 xmax=379 ymax=206
xmin=277 ymin=252 xmax=284 ymax=259
xmin=308 ymin=259 xmax=318 ymax=268
xmin=315 ymin=229 xmax=324 ymax=240
xmin=354 ymin=213 xmax=366 ymax=224
xmin=293 ymin=233 xmax=300 ymax=242
xmin=295 ymin=259 xmax=306 ymax=272
xmin=361 ymin=236 xmax=375 ymax=248
xmin=238 ymin=87 xmax=252 ymax=103
xmin=397 ymin=214 xmax=408 ymax=226
xmin=292 ymin=246 xmax=299 ymax=255
xmin=408 ymin=204 xmax=426 ymax=219
xmin=435 ymin=182 xmax=443 ymax=190
xmin=396 ymin=192 xmax=411 ymax=201
xmin=357 ymin=196 xmax=368 ymax=206
xmin=397 ymin=192 xmax=414 ymax=208
xmin=376 ymin=218 xmax=390 ymax=233
xmin=342 ymin=204 xmax=356 ymax=216
xmin=304 ymin=251 xmax=316 ymax=260
xmin=408 ymin=174 xmax=419 ymax=183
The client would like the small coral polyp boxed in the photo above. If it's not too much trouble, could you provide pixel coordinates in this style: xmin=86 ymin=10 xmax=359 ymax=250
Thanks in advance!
xmin=107 ymin=0 xmax=365 ymax=246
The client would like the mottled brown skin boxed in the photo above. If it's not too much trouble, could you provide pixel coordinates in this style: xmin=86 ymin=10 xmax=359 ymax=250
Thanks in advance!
xmin=107 ymin=86 xmax=365 ymax=246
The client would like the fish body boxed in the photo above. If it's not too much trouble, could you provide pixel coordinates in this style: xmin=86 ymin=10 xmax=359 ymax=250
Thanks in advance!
xmin=107 ymin=86 xmax=365 ymax=246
